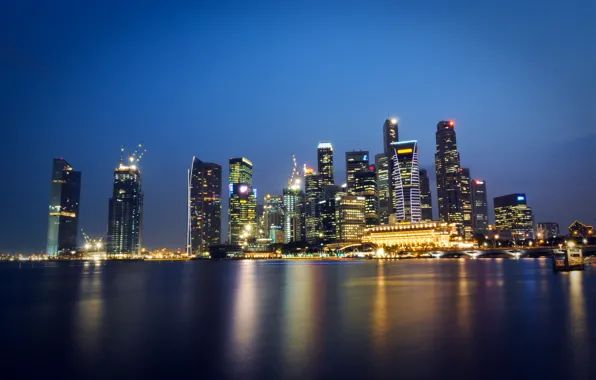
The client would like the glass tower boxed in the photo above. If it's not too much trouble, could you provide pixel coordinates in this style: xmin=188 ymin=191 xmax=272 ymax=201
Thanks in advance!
xmin=375 ymin=153 xmax=390 ymax=224
xmin=228 ymin=157 xmax=256 ymax=245
xmin=391 ymin=140 xmax=421 ymax=223
xmin=317 ymin=142 xmax=334 ymax=187
xmin=419 ymin=169 xmax=433 ymax=221
xmin=435 ymin=120 xmax=463 ymax=229
xmin=460 ymin=167 xmax=473 ymax=239
xmin=46 ymin=158 xmax=81 ymax=256
xmin=345 ymin=150 xmax=369 ymax=194
xmin=471 ymin=179 xmax=489 ymax=235
xmin=494 ymin=193 xmax=534 ymax=241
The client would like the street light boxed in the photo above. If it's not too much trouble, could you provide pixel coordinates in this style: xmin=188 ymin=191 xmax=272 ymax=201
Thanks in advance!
xmin=84 ymin=243 xmax=91 ymax=250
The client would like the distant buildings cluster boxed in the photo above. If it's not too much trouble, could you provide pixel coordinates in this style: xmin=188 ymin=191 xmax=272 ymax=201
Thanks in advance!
xmin=46 ymin=119 xmax=594 ymax=255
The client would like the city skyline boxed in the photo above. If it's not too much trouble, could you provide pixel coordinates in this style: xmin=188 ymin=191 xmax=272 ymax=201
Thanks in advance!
xmin=3 ymin=1 xmax=595 ymax=252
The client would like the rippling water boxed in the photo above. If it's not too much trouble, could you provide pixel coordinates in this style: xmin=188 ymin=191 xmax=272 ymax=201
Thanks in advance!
xmin=1 ymin=259 xmax=595 ymax=379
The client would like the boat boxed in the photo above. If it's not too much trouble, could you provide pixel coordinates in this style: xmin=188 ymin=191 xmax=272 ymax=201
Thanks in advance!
xmin=552 ymin=247 xmax=584 ymax=272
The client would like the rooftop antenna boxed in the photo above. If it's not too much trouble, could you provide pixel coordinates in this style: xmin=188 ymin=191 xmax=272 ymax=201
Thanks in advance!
xmin=119 ymin=145 xmax=125 ymax=164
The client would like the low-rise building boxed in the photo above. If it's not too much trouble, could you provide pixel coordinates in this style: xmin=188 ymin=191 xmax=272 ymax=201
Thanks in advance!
xmin=362 ymin=222 xmax=458 ymax=249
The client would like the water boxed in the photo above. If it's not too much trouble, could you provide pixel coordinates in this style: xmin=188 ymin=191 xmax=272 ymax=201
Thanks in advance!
xmin=1 ymin=259 xmax=595 ymax=379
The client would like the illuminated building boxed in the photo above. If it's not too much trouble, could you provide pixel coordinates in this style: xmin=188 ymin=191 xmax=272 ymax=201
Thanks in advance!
xmin=317 ymin=142 xmax=334 ymax=186
xmin=536 ymin=222 xmax=559 ymax=240
xmin=383 ymin=118 xmax=399 ymax=158
xmin=46 ymin=158 xmax=81 ymax=255
xmin=187 ymin=157 xmax=221 ymax=256
xmin=319 ymin=185 xmax=340 ymax=243
xmin=471 ymin=179 xmax=489 ymax=234
xmin=391 ymin=140 xmax=421 ymax=222
xmin=269 ymin=225 xmax=284 ymax=244
xmin=435 ymin=120 xmax=463 ymax=230
xmin=263 ymin=194 xmax=284 ymax=231
xmin=459 ymin=168 xmax=473 ymax=239
xmin=354 ymin=165 xmax=379 ymax=227
xmin=419 ymin=169 xmax=433 ymax=221
xmin=283 ymin=187 xmax=304 ymax=243
xmin=382 ymin=118 xmax=399 ymax=218
xmin=304 ymin=168 xmax=322 ymax=243
xmin=346 ymin=150 xmax=369 ymax=194
xmin=375 ymin=153 xmax=390 ymax=224
xmin=568 ymin=221 xmax=593 ymax=238
xmin=107 ymin=153 xmax=144 ymax=255
xmin=228 ymin=157 xmax=256 ymax=245
xmin=493 ymin=194 xmax=534 ymax=241
xmin=363 ymin=222 xmax=457 ymax=248
xmin=335 ymin=194 xmax=365 ymax=242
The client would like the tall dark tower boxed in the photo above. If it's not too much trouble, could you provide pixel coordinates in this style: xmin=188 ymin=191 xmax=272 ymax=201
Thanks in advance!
xmin=317 ymin=142 xmax=334 ymax=186
xmin=435 ymin=120 xmax=463 ymax=229
xmin=46 ymin=158 xmax=81 ymax=255
xmin=187 ymin=157 xmax=222 ymax=256
xmin=345 ymin=150 xmax=369 ymax=194
xmin=460 ymin=167 xmax=473 ymax=239
xmin=304 ymin=168 xmax=322 ymax=244
xmin=383 ymin=118 xmax=399 ymax=218
xmin=383 ymin=118 xmax=399 ymax=157
xmin=471 ymin=179 xmax=489 ymax=234
xmin=419 ymin=169 xmax=433 ymax=221
xmin=107 ymin=147 xmax=145 ymax=255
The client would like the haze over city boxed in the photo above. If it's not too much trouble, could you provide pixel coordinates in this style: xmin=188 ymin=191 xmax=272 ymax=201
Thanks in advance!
xmin=2 ymin=0 xmax=595 ymax=252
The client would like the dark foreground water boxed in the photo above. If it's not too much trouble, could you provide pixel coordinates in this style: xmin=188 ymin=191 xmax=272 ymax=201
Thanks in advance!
xmin=1 ymin=259 xmax=595 ymax=379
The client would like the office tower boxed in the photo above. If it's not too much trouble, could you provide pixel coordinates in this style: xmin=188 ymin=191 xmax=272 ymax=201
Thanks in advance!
xmin=536 ymin=222 xmax=559 ymax=240
xmin=228 ymin=157 xmax=256 ymax=245
xmin=107 ymin=155 xmax=144 ymax=255
xmin=345 ymin=150 xmax=369 ymax=194
xmin=391 ymin=140 xmax=421 ymax=223
xmin=46 ymin=158 xmax=81 ymax=255
xmin=283 ymin=187 xmax=304 ymax=243
xmin=375 ymin=153 xmax=390 ymax=224
xmin=493 ymin=193 xmax=534 ymax=241
xmin=317 ymin=142 xmax=334 ymax=186
xmin=187 ymin=157 xmax=221 ymax=256
xmin=354 ymin=165 xmax=378 ymax=227
xmin=435 ymin=120 xmax=463 ymax=229
xmin=383 ymin=118 xmax=399 ymax=157
xmin=335 ymin=194 xmax=365 ymax=242
xmin=318 ymin=185 xmax=340 ymax=243
xmin=471 ymin=179 xmax=489 ymax=235
xmin=419 ymin=169 xmax=433 ymax=221
xmin=459 ymin=168 xmax=473 ymax=239
xmin=304 ymin=168 xmax=322 ymax=244
xmin=263 ymin=194 xmax=284 ymax=231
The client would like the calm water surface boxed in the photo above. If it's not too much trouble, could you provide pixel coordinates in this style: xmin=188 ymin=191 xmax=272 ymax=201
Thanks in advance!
xmin=1 ymin=259 xmax=595 ymax=379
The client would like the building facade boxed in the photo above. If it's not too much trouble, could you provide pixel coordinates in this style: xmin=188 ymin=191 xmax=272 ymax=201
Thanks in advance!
xmin=317 ymin=142 xmax=334 ymax=187
xmin=46 ymin=158 xmax=81 ymax=255
xmin=383 ymin=118 xmax=399 ymax=221
xmin=460 ymin=168 xmax=473 ymax=239
xmin=419 ymin=169 xmax=433 ymax=221
xmin=107 ymin=159 xmax=144 ymax=255
xmin=391 ymin=140 xmax=421 ymax=223
xmin=375 ymin=153 xmax=390 ymax=224
xmin=187 ymin=157 xmax=221 ymax=256
xmin=435 ymin=120 xmax=463 ymax=230
xmin=471 ymin=179 xmax=489 ymax=235
xmin=304 ymin=169 xmax=322 ymax=244
xmin=494 ymin=193 xmax=534 ymax=241
xmin=345 ymin=150 xmax=369 ymax=194
xmin=363 ymin=222 xmax=457 ymax=249
xmin=228 ymin=157 xmax=256 ymax=245
xmin=283 ymin=187 xmax=304 ymax=243
xmin=536 ymin=222 xmax=559 ymax=240
xmin=568 ymin=221 xmax=593 ymax=238
xmin=354 ymin=165 xmax=379 ymax=227
xmin=263 ymin=194 xmax=284 ymax=232
xmin=335 ymin=194 xmax=365 ymax=242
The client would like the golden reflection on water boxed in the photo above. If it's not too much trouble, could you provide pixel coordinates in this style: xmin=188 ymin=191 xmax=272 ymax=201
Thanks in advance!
xmin=229 ymin=261 xmax=258 ymax=369
xmin=75 ymin=261 xmax=104 ymax=362
xmin=371 ymin=262 xmax=388 ymax=357
xmin=457 ymin=260 xmax=471 ymax=340
xmin=568 ymin=271 xmax=587 ymax=365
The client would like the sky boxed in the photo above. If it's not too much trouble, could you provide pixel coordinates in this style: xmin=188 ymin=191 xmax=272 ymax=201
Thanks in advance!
xmin=1 ymin=0 xmax=595 ymax=252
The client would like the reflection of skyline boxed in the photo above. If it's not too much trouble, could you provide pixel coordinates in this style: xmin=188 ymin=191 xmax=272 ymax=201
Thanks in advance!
xmin=371 ymin=262 xmax=388 ymax=358
xmin=75 ymin=262 xmax=104 ymax=364
xmin=568 ymin=271 xmax=588 ymax=370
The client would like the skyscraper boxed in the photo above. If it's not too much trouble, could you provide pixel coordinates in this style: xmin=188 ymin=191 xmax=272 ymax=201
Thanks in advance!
xmin=354 ymin=165 xmax=378 ymax=227
xmin=382 ymin=118 xmax=399 ymax=219
xmin=187 ymin=157 xmax=222 ymax=256
xmin=419 ymin=169 xmax=433 ymax=221
xmin=391 ymin=140 xmax=421 ymax=223
xmin=304 ymin=168 xmax=322 ymax=244
xmin=317 ymin=142 xmax=334 ymax=186
xmin=383 ymin=118 xmax=399 ymax=157
xmin=375 ymin=153 xmax=390 ymax=224
xmin=46 ymin=158 xmax=81 ymax=255
xmin=459 ymin=168 xmax=473 ymax=239
xmin=228 ymin=157 xmax=256 ymax=245
xmin=335 ymin=194 xmax=365 ymax=242
xmin=494 ymin=193 xmax=534 ymax=241
xmin=471 ymin=179 xmax=489 ymax=235
xmin=345 ymin=150 xmax=369 ymax=194
xmin=319 ymin=185 xmax=340 ymax=243
xmin=435 ymin=120 xmax=463 ymax=229
xmin=283 ymin=187 xmax=304 ymax=243
xmin=107 ymin=155 xmax=144 ymax=255
xmin=263 ymin=194 xmax=284 ymax=232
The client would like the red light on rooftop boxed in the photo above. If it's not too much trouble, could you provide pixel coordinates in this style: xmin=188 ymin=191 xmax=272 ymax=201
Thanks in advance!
xmin=369 ymin=165 xmax=375 ymax=171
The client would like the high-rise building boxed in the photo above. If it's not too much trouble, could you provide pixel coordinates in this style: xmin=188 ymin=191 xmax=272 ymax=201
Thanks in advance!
xmin=435 ymin=120 xmax=463 ymax=230
xmin=536 ymin=222 xmax=559 ymax=240
xmin=354 ymin=165 xmax=378 ymax=227
xmin=187 ymin=157 xmax=221 ymax=256
xmin=319 ymin=185 xmax=340 ymax=243
xmin=346 ymin=150 xmax=369 ymax=194
xmin=304 ymin=168 xmax=322 ymax=243
xmin=382 ymin=118 xmax=399 ymax=219
xmin=263 ymin=194 xmax=284 ymax=232
xmin=391 ymin=140 xmax=421 ymax=223
xmin=335 ymin=194 xmax=365 ymax=242
xmin=459 ymin=168 xmax=473 ymax=239
xmin=375 ymin=154 xmax=390 ymax=224
xmin=46 ymin=158 xmax=81 ymax=255
xmin=283 ymin=187 xmax=304 ymax=243
xmin=107 ymin=157 xmax=144 ymax=255
xmin=471 ymin=179 xmax=489 ymax=235
xmin=383 ymin=118 xmax=399 ymax=157
xmin=494 ymin=193 xmax=534 ymax=241
xmin=228 ymin=157 xmax=256 ymax=245
xmin=317 ymin=142 xmax=334 ymax=187
xmin=419 ymin=169 xmax=433 ymax=221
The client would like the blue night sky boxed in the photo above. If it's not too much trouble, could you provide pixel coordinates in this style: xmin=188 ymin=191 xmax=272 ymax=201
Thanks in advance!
xmin=1 ymin=0 xmax=595 ymax=252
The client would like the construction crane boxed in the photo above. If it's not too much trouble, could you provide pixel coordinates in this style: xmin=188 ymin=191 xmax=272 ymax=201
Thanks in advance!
xmin=119 ymin=142 xmax=147 ymax=166
xmin=288 ymin=154 xmax=301 ymax=189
